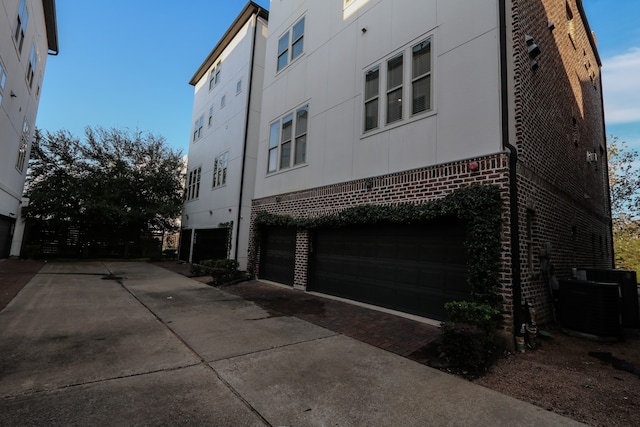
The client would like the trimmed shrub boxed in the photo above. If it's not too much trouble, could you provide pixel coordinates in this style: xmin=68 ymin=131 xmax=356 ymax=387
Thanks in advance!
xmin=190 ymin=259 xmax=247 ymax=285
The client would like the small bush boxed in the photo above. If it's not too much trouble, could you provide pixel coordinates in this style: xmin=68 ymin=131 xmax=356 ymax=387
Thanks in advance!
xmin=439 ymin=301 xmax=502 ymax=374
xmin=440 ymin=323 xmax=491 ymax=372
xmin=444 ymin=301 xmax=502 ymax=337
xmin=190 ymin=259 xmax=246 ymax=285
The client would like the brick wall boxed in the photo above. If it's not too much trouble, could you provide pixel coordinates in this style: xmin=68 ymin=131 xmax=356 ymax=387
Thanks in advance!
xmin=250 ymin=153 xmax=515 ymax=330
xmin=511 ymin=0 xmax=612 ymax=323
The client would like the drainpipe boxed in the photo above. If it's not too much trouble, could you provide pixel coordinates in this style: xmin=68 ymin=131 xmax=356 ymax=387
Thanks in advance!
xmin=235 ymin=9 xmax=261 ymax=261
xmin=498 ymin=0 xmax=523 ymax=343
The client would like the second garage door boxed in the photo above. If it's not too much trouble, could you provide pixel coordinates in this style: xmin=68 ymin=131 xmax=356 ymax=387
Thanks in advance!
xmin=309 ymin=219 xmax=469 ymax=321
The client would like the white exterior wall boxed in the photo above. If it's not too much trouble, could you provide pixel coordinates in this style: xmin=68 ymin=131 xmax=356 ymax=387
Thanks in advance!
xmin=182 ymin=15 xmax=267 ymax=269
xmin=0 ymin=1 xmax=50 ymax=224
xmin=255 ymin=0 xmax=503 ymax=199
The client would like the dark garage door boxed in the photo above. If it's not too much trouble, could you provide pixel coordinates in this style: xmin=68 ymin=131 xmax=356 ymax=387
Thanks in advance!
xmin=260 ymin=227 xmax=296 ymax=286
xmin=309 ymin=219 xmax=469 ymax=321
xmin=193 ymin=228 xmax=229 ymax=263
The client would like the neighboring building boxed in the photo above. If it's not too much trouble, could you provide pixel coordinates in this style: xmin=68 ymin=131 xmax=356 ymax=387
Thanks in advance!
xmin=249 ymin=0 xmax=611 ymax=342
xmin=180 ymin=2 xmax=268 ymax=268
xmin=0 ymin=0 xmax=58 ymax=258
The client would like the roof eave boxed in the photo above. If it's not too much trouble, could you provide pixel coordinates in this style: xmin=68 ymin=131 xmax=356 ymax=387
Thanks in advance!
xmin=189 ymin=1 xmax=268 ymax=86
xmin=42 ymin=0 xmax=59 ymax=55
xmin=576 ymin=0 xmax=601 ymax=67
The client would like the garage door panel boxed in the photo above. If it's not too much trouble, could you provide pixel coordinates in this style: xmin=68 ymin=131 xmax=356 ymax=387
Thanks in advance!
xmin=260 ymin=227 xmax=296 ymax=286
xmin=310 ymin=221 xmax=469 ymax=321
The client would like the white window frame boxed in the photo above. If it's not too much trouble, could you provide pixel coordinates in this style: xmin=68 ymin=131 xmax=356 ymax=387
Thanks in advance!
xmin=14 ymin=0 xmax=28 ymax=54
xmin=16 ymin=118 xmax=30 ymax=173
xmin=208 ymin=106 xmax=214 ymax=127
xmin=277 ymin=16 xmax=305 ymax=72
xmin=236 ymin=79 xmax=242 ymax=94
xmin=193 ymin=115 xmax=204 ymax=142
xmin=209 ymin=63 xmax=221 ymax=91
xmin=185 ymin=166 xmax=202 ymax=201
xmin=26 ymin=44 xmax=37 ymax=89
xmin=362 ymin=35 xmax=434 ymax=135
xmin=212 ymin=151 xmax=229 ymax=189
xmin=267 ymin=104 xmax=309 ymax=173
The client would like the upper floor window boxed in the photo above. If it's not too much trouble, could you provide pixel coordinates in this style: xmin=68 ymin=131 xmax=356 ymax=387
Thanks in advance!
xmin=0 ymin=60 xmax=6 ymax=105
xmin=209 ymin=63 xmax=221 ymax=90
xmin=236 ymin=79 xmax=242 ymax=94
xmin=185 ymin=166 xmax=202 ymax=201
xmin=268 ymin=105 xmax=309 ymax=173
xmin=212 ymin=151 xmax=229 ymax=188
xmin=16 ymin=118 xmax=30 ymax=173
xmin=208 ymin=106 xmax=214 ymax=127
xmin=277 ymin=17 xmax=305 ymax=72
xmin=14 ymin=0 xmax=29 ymax=54
xmin=221 ymin=95 xmax=226 ymax=108
xmin=193 ymin=115 xmax=204 ymax=142
xmin=26 ymin=44 xmax=37 ymax=88
xmin=364 ymin=36 xmax=433 ymax=133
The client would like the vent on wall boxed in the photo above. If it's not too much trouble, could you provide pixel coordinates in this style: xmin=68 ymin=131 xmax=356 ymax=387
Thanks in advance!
xmin=586 ymin=151 xmax=598 ymax=163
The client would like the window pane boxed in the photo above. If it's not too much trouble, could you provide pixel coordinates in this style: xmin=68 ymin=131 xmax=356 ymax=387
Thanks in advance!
xmin=296 ymin=107 xmax=308 ymax=136
xmin=292 ymin=18 xmax=305 ymax=41
xmin=292 ymin=38 xmax=304 ymax=60
xmin=294 ymin=135 xmax=306 ymax=165
xmin=280 ymin=141 xmax=291 ymax=169
xmin=281 ymin=114 xmax=293 ymax=142
xmin=365 ymin=99 xmax=379 ymax=131
xmin=412 ymin=39 xmax=431 ymax=78
xmin=268 ymin=148 xmax=278 ymax=172
xmin=387 ymin=88 xmax=403 ymax=123
xmin=278 ymin=34 xmax=289 ymax=55
xmin=278 ymin=52 xmax=288 ymax=71
xmin=365 ymin=67 xmax=379 ymax=100
xmin=412 ymin=75 xmax=431 ymax=114
xmin=387 ymin=54 xmax=403 ymax=89
xmin=269 ymin=122 xmax=279 ymax=148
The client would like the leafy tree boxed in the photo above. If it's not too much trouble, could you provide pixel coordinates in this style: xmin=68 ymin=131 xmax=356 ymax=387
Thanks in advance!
xmin=24 ymin=127 xmax=184 ymax=257
xmin=607 ymin=135 xmax=640 ymax=273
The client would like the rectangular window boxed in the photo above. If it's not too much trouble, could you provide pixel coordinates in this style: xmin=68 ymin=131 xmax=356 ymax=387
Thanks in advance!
xmin=212 ymin=151 xmax=229 ymax=188
xmin=236 ymin=79 xmax=242 ymax=94
xmin=277 ymin=17 xmax=305 ymax=72
xmin=185 ymin=166 xmax=202 ymax=201
xmin=14 ymin=0 xmax=29 ymax=54
xmin=280 ymin=113 xmax=293 ymax=169
xmin=16 ymin=118 xmax=30 ymax=172
xmin=221 ymin=95 xmax=226 ymax=108
xmin=363 ymin=36 xmax=433 ymax=133
xmin=209 ymin=63 xmax=221 ymax=90
xmin=193 ymin=115 xmax=204 ymax=142
xmin=411 ymin=38 xmax=432 ymax=114
xmin=291 ymin=18 xmax=305 ymax=61
xmin=267 ymin=105 xmax=309 ymax=173
xmin=26 ymin=44 xmax=37 ymax=88
xmin=364 ymin=67 xmax=379 ymax=131
xmin=0 ymin=60 xmax=6 ymax=105
xmin=268 ymin=122 xmax=279 ymax=173
xmin=208 ymin=106 xmax=214 ymax=127
xmin=386 ymin=54 xmax=403 ymax=124
xmin=294 ymin=106 xmax=308 ymax=165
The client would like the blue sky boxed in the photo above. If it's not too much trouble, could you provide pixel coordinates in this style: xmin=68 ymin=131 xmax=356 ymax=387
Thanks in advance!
xmin=36 ymin=0 xmax=640 ymax=154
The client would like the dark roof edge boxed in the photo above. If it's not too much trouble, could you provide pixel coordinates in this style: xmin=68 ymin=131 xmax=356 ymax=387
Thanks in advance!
xmin=189 ymin=1 xmax=269 ymax=86
xmin=576 ymin=0 xmax=601 ymax=66
xmin=42 ymin=0 xmax=59 ymax=54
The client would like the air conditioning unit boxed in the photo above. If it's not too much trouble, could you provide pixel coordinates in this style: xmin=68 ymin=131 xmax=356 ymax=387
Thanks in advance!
xmin=586 ymin=151 xmax=598 ymax=163
xmin=558 ymin=279 xmax=622 ymax=337
xmin=578 ymin=268 xmax=639 ymax=329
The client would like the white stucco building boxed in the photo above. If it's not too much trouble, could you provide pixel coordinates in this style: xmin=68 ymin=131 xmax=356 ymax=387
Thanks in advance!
xmin=0 ymin=0 xmax=58 ymax=258
xmin=180 ymin=2 xmax=268 ymax=269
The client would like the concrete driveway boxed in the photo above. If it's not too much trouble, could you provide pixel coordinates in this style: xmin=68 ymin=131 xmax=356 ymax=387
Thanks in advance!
xmin=0 ymin=262 xmax=583 ymax=426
